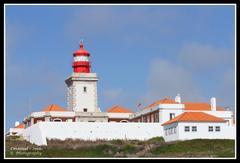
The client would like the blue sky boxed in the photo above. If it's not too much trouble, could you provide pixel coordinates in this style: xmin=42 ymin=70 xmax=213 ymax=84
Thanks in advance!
xmin=5 ymin=5 xmax=235 ymax=130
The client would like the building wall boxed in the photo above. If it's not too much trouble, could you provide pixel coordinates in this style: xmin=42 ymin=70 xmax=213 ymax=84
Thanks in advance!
xmin=22 ymin=122 xmax=163 ymax=146
xmin=74 ymin=81 xmax=98 ymax=112
xmin=163 ymin=122 xmax=235 ymax=142
xmin=22 ymin=122 xmax=46 ymax=145
xmin=197 ymin=110 xmax=234 ymax=126
xmin=9 ymin=128 xmax=24 ymax=136
xmin=107 ymin=113 xmax=132 ymax=122
xmin=107 ymin=112 xmax=132 ymax=119
xmin=130 ymin=110 xmax=159 ymax=123
xmin=65 ymin=73 xmax=98 ymax=112
xmin=108 ymin=118 xmax=129 ymax=122
xmin=162 ymin=122 xmax=179 ymax=142
xmin=159 ymin=109 xmax=184 ymax=124
xmin=75 ymin=116 xmax=108 ymax=122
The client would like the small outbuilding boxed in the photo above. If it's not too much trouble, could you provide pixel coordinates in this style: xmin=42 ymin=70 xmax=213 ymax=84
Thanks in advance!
xmin=162 ymin=112 xmax=234 ymax=142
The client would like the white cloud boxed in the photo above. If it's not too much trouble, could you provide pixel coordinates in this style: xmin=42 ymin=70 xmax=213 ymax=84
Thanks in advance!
xmin=64 ymin=6 xmax=182 ymax=43
xmin=216 ymin=68 xmax=235 ymax=110
xmin=179 ymin=42 xmax=234 ymax=71
xmin=142 ymin=57 xmax=204 ymax=106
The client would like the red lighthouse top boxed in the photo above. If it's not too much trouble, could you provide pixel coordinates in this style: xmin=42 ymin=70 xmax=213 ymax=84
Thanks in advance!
xmin=72 ymin=41 xmax=91 ymax=73
xmin=73 ymin=42 xmax=90 ymax=57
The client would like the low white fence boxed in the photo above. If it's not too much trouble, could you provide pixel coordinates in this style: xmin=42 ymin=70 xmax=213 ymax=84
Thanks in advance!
xmin=22 ymin=122 xmax=163 ymax=146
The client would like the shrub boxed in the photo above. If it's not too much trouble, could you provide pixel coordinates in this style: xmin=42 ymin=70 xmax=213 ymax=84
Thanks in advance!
xmin=147 ymin=137 xmax=165 ymax=144
xmin=121 ymin=144 xmax=137 ymax=154
xmin=110 ymin=139 xmax=125 ymax=145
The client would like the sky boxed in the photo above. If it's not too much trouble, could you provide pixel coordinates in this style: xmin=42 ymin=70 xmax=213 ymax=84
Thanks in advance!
xmin=5 ymin=4 xmax=235 ymax=130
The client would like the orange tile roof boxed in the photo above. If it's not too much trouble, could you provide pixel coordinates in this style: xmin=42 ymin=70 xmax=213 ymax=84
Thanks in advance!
xmin=162 ymin=112 xmax=226 ymax=126
xmin=41 ymin=104 xmax=66 ymax=112
xmin=144 ymin=98 xmax=178 ymax=110
xmin=15 ymin=123 xmax=25 ymax=129
xmin=107 ymin=105 xmax=133 ymax=113
xmin=183 ymin=102 xmax=225 ymax=111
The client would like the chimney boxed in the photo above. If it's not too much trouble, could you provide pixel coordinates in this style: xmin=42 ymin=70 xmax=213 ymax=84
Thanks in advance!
xmin=15 ymin=121 xmax=20 ymax=127
xmin=175 ymin=94 xmax=181 ymax=103
xmin=210 ymin=97 xmax=216 ymax=111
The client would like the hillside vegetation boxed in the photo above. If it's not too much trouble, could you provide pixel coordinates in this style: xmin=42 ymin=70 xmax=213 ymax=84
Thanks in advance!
xmin=5 ymin=136 xmax=235 ymax=158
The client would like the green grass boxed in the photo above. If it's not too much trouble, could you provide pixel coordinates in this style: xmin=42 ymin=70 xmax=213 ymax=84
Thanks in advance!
xmin=5 ymin=136 xmax=235 ymax=158
xmin=151 ymin=139 xmax=235 ymax=157
xmin=121 ymin=144 xmax=137 ymax=154
xmin=42 ymin=144 xmax=116 ymax=157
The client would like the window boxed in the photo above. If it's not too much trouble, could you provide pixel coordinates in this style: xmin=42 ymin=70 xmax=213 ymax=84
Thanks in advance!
xmin=168 ymin=129 xmax=171 ymax=135
xmin=192 ymin=126 xmax=197 ymax=132
xmin=165 ymin=129 xmax=167 ymax=136
xmin=83 ymin=86 xmax=87 ymax=92
xmin=170 ymin=113 xmax=175 ymax=120
xmin=83 ymin=108 xmax=88 ymax=112
xmin=208 ymin=126 xmax=213 ymax=132
xmin=174 ymin=127 xmax=176 ymax=134
xmin=227 ymin=120 xmax=230 ymax=126
xmin=184 ymin=126 xmax=190 ymax=132
xmin=215 ymin=126 xmax=220 ymax=132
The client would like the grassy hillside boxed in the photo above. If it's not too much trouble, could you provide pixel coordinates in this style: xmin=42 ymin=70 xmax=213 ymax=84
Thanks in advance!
xmin=5 ymin=136 xmax=235 ymax=158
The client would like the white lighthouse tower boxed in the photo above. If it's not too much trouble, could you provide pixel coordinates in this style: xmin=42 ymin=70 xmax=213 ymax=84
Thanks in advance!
xmin=65 ymin=41 xmax=100 ymax=112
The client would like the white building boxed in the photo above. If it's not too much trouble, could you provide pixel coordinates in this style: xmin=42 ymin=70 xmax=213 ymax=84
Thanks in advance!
xmin=130 ymin=96 xmax=234 ymax=127
xmin=107 ymin=105 xmax=133 ymax=122
xmin=8 ymin=121 xmax=25 ymax=136
xmin=162 ymin=112 xmax=235 ymax=142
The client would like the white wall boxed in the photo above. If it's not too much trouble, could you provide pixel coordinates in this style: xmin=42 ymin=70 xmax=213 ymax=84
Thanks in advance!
xmin=107 ymin=113 xmax=133 ymax=119
xmin=9 ymin=128 xmax=24 ymax=136
xmin=65 ymin=73 xmax=99 ymax=112
xmin=31 ymin=111 xmax=75 ymax=118
xmin=75 ymin=81 xmax=98 ymax=112
xmin=22 ymin=122 xmax=163 ymax=146
xmin=178 ymin=122 xmax=235 ymax=140
xmin=201 ymin=111 xmax=234 ymax=126
xmin=22 ymin=123 xmax=47 ymax=145
xmin=163 ymin=122 xmax=235 ymax=142
xmin=162 ymin=123 xmax=179 ymax=142
xmin=159 ymin=109 xmax=184 ymax=124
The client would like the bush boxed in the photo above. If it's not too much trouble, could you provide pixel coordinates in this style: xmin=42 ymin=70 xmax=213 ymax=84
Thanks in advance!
xmin=110 ymin=139 xmax=125 ymax=145
xmin=121 ymin=144 xmax=137 ymax=154
xmin=147 ymin=137 xmax=165 ymax=144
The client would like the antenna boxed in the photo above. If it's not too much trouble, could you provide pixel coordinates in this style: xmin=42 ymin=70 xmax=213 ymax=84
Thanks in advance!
xmin=80 ymin=39 xmax=84 ymax=44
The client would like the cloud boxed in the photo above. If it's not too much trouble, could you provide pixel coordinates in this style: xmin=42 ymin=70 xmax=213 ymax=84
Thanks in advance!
xmin=142 ymin=57 xmax=204 ymax=106
xmin=216 ymin=68 xmax=235 ymax=110
xmin=64 ymin=6 xmax=183 ymax=43
xmin=177 ymin=41 xmax=235 ymax=109
xmin=179 ymin=42 xmax=234 ymax=71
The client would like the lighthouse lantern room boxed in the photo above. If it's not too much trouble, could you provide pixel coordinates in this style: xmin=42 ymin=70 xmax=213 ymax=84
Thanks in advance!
xmin=72 ymin=41 xmax=91 ymax=73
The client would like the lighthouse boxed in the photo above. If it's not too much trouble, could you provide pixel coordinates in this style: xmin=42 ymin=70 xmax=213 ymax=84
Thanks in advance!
xmin=65 ymin=41 xmax=99 ymax=112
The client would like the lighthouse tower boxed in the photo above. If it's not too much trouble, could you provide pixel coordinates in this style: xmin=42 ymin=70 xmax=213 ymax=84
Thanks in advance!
xmin=65 ymin=41 xmax=99 ymax=112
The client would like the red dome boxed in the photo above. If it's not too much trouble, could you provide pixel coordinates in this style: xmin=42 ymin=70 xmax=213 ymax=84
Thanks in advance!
xmin=73 ymin=42 xmax=90 ymax=56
